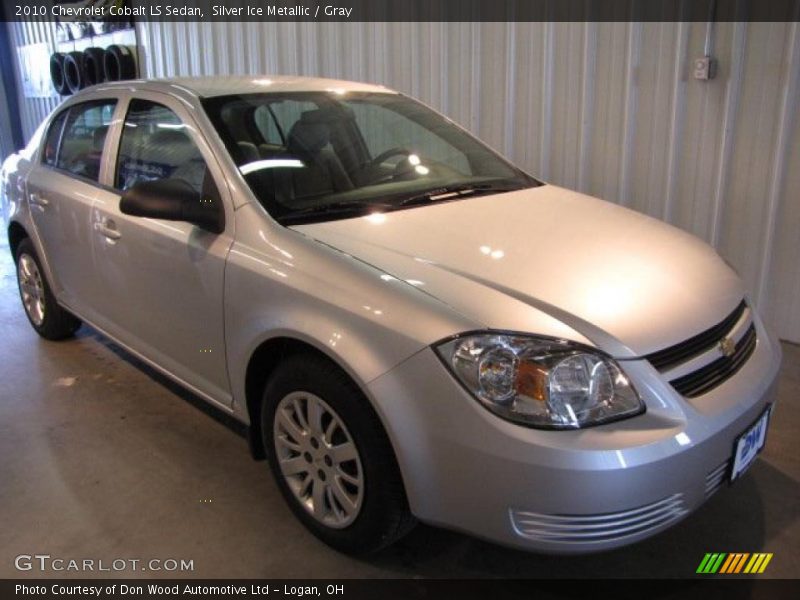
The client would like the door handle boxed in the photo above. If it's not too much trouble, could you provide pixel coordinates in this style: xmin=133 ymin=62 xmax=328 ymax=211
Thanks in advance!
xmin=94 ymin=220 xmax=121 ymax=241
xmin=29 ymin=193 xmax=50 ymax=208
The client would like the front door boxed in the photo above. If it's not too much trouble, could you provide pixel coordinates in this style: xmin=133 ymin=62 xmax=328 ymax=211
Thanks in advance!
xmin=91 ymin=93 xmax=234 ymax=407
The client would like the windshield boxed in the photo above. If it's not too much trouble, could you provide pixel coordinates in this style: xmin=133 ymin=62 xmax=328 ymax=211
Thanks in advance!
xmin=202 ymin=91 xmax=539 ymax=225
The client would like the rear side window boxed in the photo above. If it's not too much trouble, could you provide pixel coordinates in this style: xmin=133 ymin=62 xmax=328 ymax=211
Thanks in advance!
xmin=43 ymin=111 xmax=68 ymax=166
xmin=115 ymin=99 xmax=208 ymax=195
xmin=54 ymin=100 xmax=117 ymax=181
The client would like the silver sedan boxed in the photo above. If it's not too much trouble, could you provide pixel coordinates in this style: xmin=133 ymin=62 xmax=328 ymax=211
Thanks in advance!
xmin=1 ymin=76 xmax=781 ymax=554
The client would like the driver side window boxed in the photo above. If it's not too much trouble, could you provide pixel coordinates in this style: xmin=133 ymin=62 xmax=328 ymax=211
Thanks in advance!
xmin=115 ymin=99 xmax=209 ymax=195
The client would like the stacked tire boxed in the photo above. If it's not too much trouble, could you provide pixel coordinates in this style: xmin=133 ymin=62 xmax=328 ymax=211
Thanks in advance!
xmin=63 ymin=51 xmax=86 ymax=94
xmin=49 ymin=45 xmax=137 ymax=95
xmin=103 ymin=45 xmax=137 ymax=83
xmin=82 ymin=47 xmax=106 ymax=86
xmin=49 ymin=53 xmax=69 ymax=95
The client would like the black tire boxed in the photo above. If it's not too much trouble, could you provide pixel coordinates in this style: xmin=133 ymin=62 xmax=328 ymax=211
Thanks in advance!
xmin=103 ymin=45 xmax=136 ymax=82
xmin=261 ymin=353 xmax=415 ymax=554
xmin=15 ymin=238 xmax=81 ymax=341
xmin=82 ymin=47 xmax=105 ymax=86
xmin=50 ymin=53 xmax=69 ymax=95
xmin=64 ymin=51 xmax=86 ymax=94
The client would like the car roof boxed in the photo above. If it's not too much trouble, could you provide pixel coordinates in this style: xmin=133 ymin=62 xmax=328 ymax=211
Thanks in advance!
xmin=86 ymin=75 xmax=397 ymax=99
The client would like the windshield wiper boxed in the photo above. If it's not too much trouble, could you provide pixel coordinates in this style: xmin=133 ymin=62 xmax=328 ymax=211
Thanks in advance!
xmin=279 ymin=200 xmax=395 ymax=224
xmin=279 ymin=182 xmax=523 ymax=224
xmin=396 ymin=182 xmax=522 ymax=207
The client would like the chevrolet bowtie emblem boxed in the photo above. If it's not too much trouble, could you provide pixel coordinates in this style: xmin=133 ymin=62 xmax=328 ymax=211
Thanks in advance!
xmin=719 ymin=337 xmax=736 ymax=358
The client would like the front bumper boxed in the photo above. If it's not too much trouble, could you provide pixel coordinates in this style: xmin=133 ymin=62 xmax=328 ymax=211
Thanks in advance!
xmin=366 ymin=318 xmax=782 ymax=553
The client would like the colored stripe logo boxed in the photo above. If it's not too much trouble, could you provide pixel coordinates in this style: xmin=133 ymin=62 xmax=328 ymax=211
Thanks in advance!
xmin=696 ymin=553 xmax=773 ymax=574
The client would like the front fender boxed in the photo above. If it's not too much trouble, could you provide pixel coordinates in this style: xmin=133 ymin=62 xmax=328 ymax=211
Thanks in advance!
xmin=225 ymin=204 xmax=478 ymax=422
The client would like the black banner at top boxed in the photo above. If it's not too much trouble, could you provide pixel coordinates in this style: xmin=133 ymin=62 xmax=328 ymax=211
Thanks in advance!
xmin=2 ymin=0 xmax=800 ymax=22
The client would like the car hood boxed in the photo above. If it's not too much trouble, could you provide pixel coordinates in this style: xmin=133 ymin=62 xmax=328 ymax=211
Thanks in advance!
xmin=291 ymin=185 xmax=744 ymax=358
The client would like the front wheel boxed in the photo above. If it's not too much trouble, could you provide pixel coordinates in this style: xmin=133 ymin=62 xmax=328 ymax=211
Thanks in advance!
xmin=261 ymin=353 xmax=415 ymax=554
xmin=15 ymin=238 xmax=81 ymax=340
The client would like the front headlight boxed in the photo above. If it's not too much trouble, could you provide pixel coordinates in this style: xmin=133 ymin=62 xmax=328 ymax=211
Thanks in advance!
xmin=434 ymin=333 xmax=644 ymax=429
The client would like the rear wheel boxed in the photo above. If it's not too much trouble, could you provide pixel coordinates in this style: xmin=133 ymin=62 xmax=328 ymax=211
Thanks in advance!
xmin=261 ymin=353 xmax=415 ymax=554
xmin=15 ymin=238 xmax=81 ymax=340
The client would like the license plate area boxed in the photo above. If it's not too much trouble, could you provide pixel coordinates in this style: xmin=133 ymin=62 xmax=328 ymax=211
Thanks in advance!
xmin=730 ymin=405 xmax=772 ymax=482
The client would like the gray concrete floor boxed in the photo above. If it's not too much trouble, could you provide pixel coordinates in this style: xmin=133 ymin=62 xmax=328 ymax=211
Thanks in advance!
xmin=1 ymin=235 xmax=798 ymax=580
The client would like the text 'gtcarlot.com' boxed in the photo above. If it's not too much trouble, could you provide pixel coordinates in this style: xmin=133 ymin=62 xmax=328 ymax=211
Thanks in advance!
xmin=14 ymin=554 xmax=194 ymax=572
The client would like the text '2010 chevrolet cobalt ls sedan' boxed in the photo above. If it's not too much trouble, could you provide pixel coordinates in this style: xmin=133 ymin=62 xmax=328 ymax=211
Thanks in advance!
xmin=1 ymin=76 xmax=780 ymax=554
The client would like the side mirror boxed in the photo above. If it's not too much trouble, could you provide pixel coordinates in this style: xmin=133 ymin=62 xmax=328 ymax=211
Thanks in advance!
xmin=119 ymin=178 xmax=224 ymax=234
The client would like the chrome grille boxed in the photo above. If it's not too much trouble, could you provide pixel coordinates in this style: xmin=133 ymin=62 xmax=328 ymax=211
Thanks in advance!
xmin=510 ymin=494 xmax=688 ymax=544
xmin=645 ymin=299 xmax=757 ymax=398
xmin=670 ymin=324 xmax=756 ymax=398
xmin=645 ymin=301 xmax=746 ymax=371
xmin=705 ymin=460 xmax=730 ymax=498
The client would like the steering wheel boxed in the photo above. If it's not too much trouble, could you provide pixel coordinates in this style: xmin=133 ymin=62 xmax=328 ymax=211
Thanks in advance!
xmin=368 ymin=147 xmax=412 ymax=167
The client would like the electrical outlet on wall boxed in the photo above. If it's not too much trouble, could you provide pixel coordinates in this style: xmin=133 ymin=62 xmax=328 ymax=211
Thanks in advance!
xmin=693 ymin=56 xmax=717 ymax=80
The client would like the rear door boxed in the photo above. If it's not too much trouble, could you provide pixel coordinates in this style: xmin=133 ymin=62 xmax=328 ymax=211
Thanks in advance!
xmin=91 ymin=92 xmax=234 ymax=407
xmin=26 ymin=98 xmax=119 ymax=322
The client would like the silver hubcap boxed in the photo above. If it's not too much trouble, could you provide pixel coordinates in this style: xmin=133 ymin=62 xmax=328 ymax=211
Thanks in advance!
xmin=18 ymin=254 xmax=46 ymax=326
xmin=273 ymin=391 xmax=364 ymax=528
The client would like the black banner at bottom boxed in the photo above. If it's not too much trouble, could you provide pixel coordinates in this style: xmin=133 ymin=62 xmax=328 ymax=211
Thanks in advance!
xmin=3 ymin=579 xmax=800 ymax=600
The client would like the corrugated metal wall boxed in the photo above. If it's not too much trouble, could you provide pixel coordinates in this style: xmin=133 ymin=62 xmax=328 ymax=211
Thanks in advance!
xmin=6 ymin=20 xmax=61 ymax=141
xmin=0 ymin=58 xmax=15 ymax=161
xmin=8 ymin=21 xmax=800 ymax=342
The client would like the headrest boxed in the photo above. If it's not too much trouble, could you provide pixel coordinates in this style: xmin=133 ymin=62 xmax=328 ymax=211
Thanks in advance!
xmin=298 ymin=108 xmax=333 ymax=124
xmin=236 ymin=141 xmax=260 ymax=164
xmin=221 ymin=103 xmax=250 ymax=143
xmin=287 ymin=111 xmax=331 ymax=157
xmin=93 ymin=125 xmax=109 ymax=150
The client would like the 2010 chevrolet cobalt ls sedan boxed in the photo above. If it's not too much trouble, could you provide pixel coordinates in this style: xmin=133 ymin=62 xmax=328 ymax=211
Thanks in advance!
xmin=2 ymin=76 xmax=781 ymax=554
